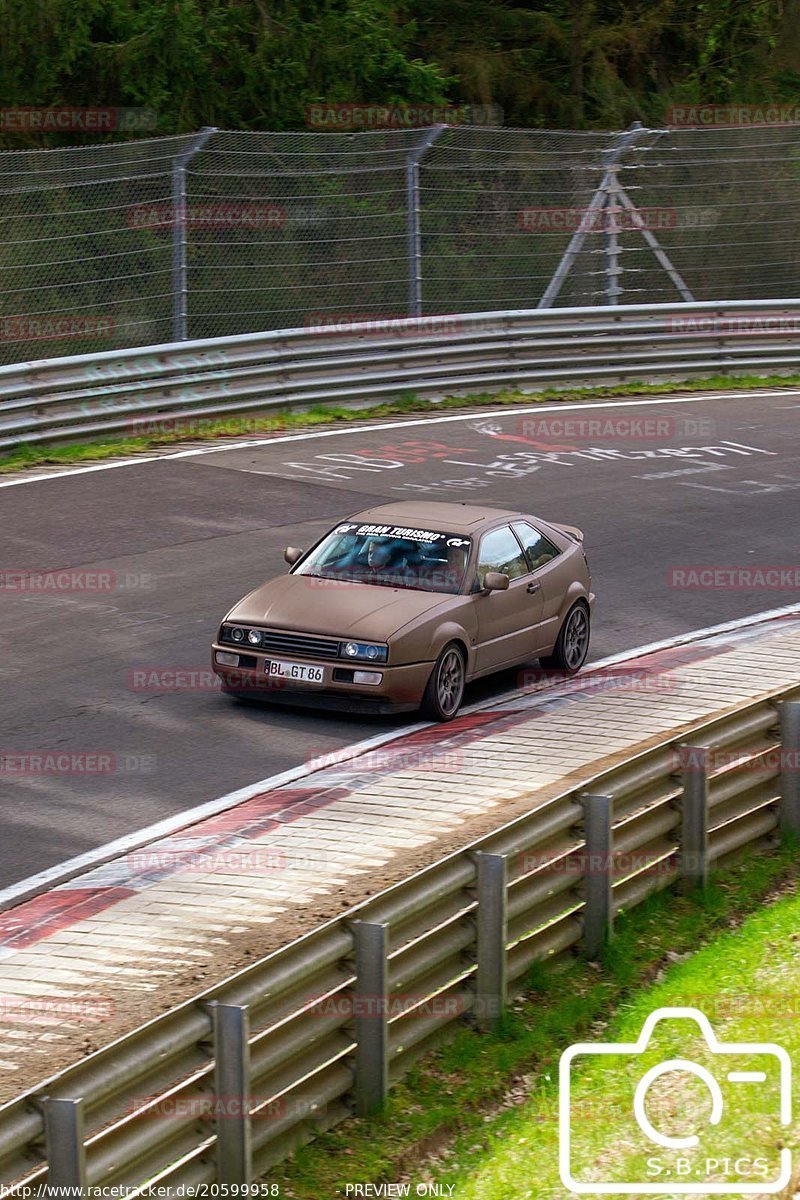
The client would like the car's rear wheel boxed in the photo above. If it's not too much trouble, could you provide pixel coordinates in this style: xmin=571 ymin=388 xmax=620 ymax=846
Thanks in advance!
xmin=540 ymin=601 xmax=590 ymax=674
xmin=421 ymin=642 xmax=466 ymax=721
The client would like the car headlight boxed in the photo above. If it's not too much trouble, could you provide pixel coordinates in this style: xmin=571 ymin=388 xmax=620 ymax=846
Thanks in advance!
xmin=339 ymin=640 xmax=388 ymax=663
xmin=230 ymin=627 xmax=245 ymax=642
xmin=247 ymin=629 xmax=262 ymax=645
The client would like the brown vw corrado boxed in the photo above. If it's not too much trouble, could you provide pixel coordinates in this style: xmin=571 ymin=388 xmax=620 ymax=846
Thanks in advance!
xmin=212 ymin=501 xmax=594 ymax=721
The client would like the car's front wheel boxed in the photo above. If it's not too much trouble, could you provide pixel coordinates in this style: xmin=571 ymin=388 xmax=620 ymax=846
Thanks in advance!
xmin=421 ymin=642 xmax=466 ymax=721
xmin=540 ymin=601 xmax=590 ymax=674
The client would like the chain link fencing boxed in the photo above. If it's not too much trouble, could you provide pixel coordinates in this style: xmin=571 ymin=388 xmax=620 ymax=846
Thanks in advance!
xmin=1 ymin=124 xmax=800 ymax=365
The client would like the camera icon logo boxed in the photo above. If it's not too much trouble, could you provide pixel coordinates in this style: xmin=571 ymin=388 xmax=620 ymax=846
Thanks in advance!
xmin=559 ymin=1007 xmax=792 ymax=1194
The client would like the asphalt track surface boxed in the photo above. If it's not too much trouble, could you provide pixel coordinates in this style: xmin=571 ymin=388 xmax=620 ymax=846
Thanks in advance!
xmin=1 ymin=389 xmax=799 ymax=888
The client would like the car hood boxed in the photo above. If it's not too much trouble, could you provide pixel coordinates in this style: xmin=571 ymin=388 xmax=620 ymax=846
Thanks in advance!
xmin=227 ymin=574 xmax=453 ymax=640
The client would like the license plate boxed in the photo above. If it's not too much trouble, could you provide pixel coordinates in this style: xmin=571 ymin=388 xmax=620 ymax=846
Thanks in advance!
xmin=266 ymin=659 xmax=325 ymax=684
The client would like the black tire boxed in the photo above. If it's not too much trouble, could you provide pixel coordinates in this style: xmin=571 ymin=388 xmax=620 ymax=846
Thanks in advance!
xmin=421 ymin=642 xmax=466 ymax=722
xmin=539 ymin=601 xmax=590 ymax=674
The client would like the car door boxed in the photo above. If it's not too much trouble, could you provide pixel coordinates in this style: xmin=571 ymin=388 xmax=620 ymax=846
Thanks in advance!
xmin=511 ymin=521 xmax=570 ymax=652
xmin=473 ymin=525 xmax=544 ymax=673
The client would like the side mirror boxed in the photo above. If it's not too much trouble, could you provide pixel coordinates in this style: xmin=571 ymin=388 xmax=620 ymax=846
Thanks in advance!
xmin=483 ymin=571 xmax=510 ymax=592
xmin=284 ymin=546 xmax=304 ymax=566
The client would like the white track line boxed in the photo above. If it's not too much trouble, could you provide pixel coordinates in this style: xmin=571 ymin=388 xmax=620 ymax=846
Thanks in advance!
xmin=1 ymin=601 xmax=798 ymax=913
xmin=0 ymin=387 xmax=796 ymax=489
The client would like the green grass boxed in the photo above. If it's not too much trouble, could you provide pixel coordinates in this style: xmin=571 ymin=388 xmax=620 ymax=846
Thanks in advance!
xmin=264 ymin=841 xmax=800 ymax=1199
xmin=442 ymin=887 xmax=800 ymax=1199
xmin=3 ymin=371 xmax=799 ymax=475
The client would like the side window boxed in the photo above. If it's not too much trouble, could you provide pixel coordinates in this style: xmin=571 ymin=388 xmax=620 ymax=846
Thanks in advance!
xmin=476 ymin=526 xmax=529 ymax=588
xmin=512 ymin=522 xmax=560 ymax=572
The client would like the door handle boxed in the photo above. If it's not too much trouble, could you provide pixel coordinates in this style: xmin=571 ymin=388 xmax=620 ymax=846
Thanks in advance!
xmin=526 ymin=581 xmax=541 ymax=594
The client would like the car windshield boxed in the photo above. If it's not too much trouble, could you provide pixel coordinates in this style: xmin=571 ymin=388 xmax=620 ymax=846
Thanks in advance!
xmin=294 ymin=522 xmax=472 ymax=593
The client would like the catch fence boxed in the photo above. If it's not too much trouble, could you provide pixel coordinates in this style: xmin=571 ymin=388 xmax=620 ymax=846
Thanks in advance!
xmin=2 ymin=124 xmax=800 ymax=364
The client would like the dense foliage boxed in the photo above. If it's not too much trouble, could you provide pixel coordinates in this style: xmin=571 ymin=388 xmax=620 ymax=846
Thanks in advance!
xmin=1 ymin=0 xmax=798 ymax=143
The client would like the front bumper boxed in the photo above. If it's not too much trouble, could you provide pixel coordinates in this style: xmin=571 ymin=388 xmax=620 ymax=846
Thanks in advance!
xmin=211 ymin=643 xmax=433 ymax=713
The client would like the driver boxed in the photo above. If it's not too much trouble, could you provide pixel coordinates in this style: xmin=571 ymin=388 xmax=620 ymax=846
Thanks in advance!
xmin=366 ymin=539 xmax=395 ymax=572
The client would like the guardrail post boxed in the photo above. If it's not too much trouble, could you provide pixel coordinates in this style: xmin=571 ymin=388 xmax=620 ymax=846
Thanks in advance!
xmin=474 ymin=852 xmax=508 ymax=1029
xmin=679 ymin=744 xmax=710 ymax=890
xmin=780 ymin=700 xmax=800 ymax=836
xmin=406 ymin=126 xmax=445 ymax=316
xmin=172 ymin=127 xmax=217 ymax=341
xmin=351 ymin=920 xmax=389 ymax=1116
xmin=580 ymin=794 xmax=613 ymax=959
xmin=212 ymin=1003 xmax=252 ymax=1183
xmin=40 ymin=1097 xmax=86 ymax=1195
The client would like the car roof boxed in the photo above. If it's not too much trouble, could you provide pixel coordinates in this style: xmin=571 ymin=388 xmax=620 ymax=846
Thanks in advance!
xmin=345 ymin=501 xmax=528 ymax=534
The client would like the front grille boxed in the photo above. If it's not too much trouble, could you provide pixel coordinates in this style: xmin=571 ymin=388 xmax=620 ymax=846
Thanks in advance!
xmin=258 ymin=630 xmax=342 ymax=659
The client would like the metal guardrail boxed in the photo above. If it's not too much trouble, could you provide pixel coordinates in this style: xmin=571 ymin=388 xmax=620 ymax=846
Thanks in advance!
xmin=1 ymin=690 xmax=799 ymax=1189
xmin=2 ymin=298 xmax=800 ymax=450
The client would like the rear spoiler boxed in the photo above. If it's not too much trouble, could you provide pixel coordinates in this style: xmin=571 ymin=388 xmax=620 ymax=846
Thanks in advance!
xmin=550 ymin=522 xmax=584 ymax=544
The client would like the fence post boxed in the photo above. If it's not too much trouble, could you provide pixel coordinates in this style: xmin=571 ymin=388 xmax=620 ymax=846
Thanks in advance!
xmin=780 ymin=700 xmax=800 ymax=836
xmin=538 ymin=122 xmax=693 ymax=308
xmin=172 ymin=127 xmax=217 ymax=341
xmin=212 ymin=1003 xmax=252 ymax=1183
xmin=679 ymin=744 xmax=710 ymax=889
xmin=406 ymin=126 xmax=446 ymax=317
xmin=580 ymin=793 xmax=613 ymax=959
xmin=538 ymin=123 xmax=643 ymax=309
xmin=40 ymin=1097 xmax=86 ymax=1195
xmin=473 ymin=852 xmax=508 ymax=1029
xmin=351 ymin=920 xmax=389 ymax=1116
xmin=604 ymin=170 xmax=623 ymax=305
